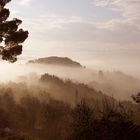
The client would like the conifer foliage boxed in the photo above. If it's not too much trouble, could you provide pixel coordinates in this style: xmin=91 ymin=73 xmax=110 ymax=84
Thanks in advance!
xmin=0 ymin=0 xmax=28 ymax=62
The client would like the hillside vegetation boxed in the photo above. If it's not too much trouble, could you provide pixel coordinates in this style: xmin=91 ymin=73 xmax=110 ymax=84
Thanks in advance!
xmin=28 ymin=57 xmax=83 ymax=67
xmin=0 ymin=73 xmax=139 ymax=140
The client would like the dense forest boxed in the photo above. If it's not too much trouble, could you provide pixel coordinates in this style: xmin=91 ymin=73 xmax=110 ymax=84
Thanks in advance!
xmin=0 ymin=73 xmax=140 ymax=140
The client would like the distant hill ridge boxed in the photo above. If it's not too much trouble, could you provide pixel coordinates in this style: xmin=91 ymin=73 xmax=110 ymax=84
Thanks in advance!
xmin=28 ymin=56 xmax=83 ymax=67
xmin=39 ymin=73 xmax=104 ymax=101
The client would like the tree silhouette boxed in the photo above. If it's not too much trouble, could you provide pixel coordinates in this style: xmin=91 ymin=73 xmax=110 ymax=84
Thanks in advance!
xmin=0 ymin=0 xmax=28 ymax=62
xmin=70 ymin=100 xmax=95 ymax=140
xmin=132 ymin=92 xmax=140 ymax=104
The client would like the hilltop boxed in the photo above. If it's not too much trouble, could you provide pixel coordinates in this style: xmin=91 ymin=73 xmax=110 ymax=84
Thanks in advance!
xmin=28 ymin=56 xmax=83 ymax=67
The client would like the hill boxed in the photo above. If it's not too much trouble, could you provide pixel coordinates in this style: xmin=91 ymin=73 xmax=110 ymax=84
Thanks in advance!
xmin=39 ymin=73 xmax=104 ymax=103
xmin=89 ymin=70 xmax=140 ymax=100
xmin=28 ymin=56 xmax=83 ymax=67
xmin=27 ymin=57 xmax=140 ymax=100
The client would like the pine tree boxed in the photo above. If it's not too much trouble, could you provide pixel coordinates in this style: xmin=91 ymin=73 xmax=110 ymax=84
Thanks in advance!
xmin=0 ymin=0 xmax=28 ymax=62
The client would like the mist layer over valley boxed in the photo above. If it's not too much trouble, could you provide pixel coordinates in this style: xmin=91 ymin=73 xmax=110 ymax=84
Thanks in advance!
xmin=0 ymin=56 xmax=139 ymax=101
xmin=0 ymin=57 xmax=140 ymax=140
xmin=1 ymin=0 xmax=140 ymax=139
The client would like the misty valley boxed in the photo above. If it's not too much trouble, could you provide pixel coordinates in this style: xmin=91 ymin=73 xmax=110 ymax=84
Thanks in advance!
xmin=1 ymin=0 xmax=140 ymax=139
xmin=0 ymin=57 xmax=140 ymax=140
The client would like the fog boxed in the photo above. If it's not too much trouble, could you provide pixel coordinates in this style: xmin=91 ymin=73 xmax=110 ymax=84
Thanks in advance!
xmin=0 ymin=61 xmax=94 ymax=82
xmin=81 ymin=58 xmax=140 ymax=80
xmin=0 ymin=61 xmax=140 ymax=101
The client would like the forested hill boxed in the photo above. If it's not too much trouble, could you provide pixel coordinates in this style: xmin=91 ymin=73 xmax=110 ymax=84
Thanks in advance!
xmin=28 ymin=56 xmax=83 ymax=67
xmin=39 ymin=73 xmax=103 ymax=103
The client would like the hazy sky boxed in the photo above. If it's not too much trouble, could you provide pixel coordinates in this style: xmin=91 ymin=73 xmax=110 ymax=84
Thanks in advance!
xmin=6 ymin=0 xmax=140 ymax=74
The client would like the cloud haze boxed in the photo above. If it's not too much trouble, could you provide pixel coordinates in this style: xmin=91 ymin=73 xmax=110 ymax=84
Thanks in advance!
xmin=19 ymin=0 xmax=32 ymax=6
xmin=5 ymin=0 xmax=140 ymax=74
